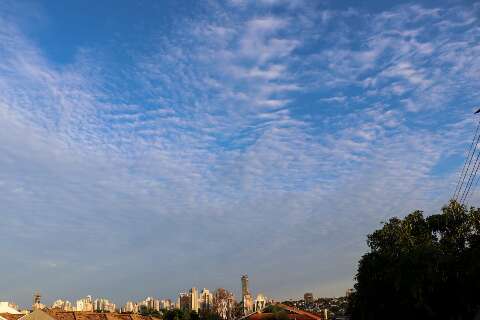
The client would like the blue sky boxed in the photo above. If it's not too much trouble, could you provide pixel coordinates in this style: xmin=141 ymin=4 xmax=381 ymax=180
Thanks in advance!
xmin=1 ymin=0 xmax=480 ymax=308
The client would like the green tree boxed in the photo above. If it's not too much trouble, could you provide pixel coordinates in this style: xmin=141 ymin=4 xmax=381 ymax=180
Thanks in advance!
xmin=164 ymin=309 xmax=191 ymax=320
xmin=349 ymin=200 xmax=480 ymax=320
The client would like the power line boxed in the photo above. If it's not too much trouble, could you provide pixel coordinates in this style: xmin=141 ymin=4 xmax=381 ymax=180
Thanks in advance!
xmin=464 ymin=164 xmax=480 ymax=208
xmin=453 ymin=120 xmax=480 ymax=200
xmin=454 ymin=120 xmax=480 ymax=202
xmin=460 ymin=148 xmax=480 ymax=204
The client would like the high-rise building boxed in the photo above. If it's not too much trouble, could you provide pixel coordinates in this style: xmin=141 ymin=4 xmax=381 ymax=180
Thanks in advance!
xmin=160 ymin=299 xmax=172 ymax=310
xmin=52 ymin=300 xmax=73 ymax=311
xmin=241 ymin=275 xmax=250 ymax=297
xmin=93 ymin=298 xmax=116 ymax=313
xmin=254 ymin=294 xmax=267 ymax=312
xmin=190 ymin=288 xmax=199 ymax=312
xmin=241 ymin=275 xmax=253 ymax=315
xmin=199 ymin=289 xmax=213 ymax=311
xmin=121 ymin=301 xmax=137 ymax=313
xmin=178 ymin=293 xmax=190 ymax=311
xmin=304 ymin=293 xmax=314 ymax=305
xmin=32 ymin=292 xmax=45 ymax=311
xmin=76 ymin=296 xmax=93 ymax=312
xmin=346 ymin=288 xmax=354 ymax=297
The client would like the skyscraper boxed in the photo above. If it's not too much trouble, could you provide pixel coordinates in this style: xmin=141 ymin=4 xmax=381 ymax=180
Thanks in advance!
xmin=178 ymin=293 xmax=190 ymax=311
xmin=241 ymin=275 xmax=250 ymax=297
xmin=241 ymin=275 xmax=253 ymax=315
xmin=76 ymin=296 xmax=93 ymax=312
xmin=32 ymin=292 xmax=45 ymax=310
xmin=200 ymin=289 xmax=213 ymax=311
xmin=190 ymin=288 xmax=199 ymax=312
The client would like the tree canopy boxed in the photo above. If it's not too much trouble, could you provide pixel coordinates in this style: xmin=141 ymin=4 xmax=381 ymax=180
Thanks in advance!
xmin=348 ymin=200 xmax=480 ymax=320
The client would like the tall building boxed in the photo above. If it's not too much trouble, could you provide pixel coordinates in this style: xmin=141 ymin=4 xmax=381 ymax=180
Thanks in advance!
xmin=138 ymin=297 xmax=160 ymax=312
xmin=52 ymin=300 xmax=73 ymax=311
xmin=190 ymin=288 xmax=199 ymax=312
xmin=199 ymin=289 xmax=213 ymax=311
xmin=76 ymin=296 xmax=93 ymax=312
xmin=32 ymin=292 xmax=45 ymax=310
xmin=304 ymin=293 xmax=314 ymax=305
xmin=160 ymin=299 xmax=172 ymax=310
xmin=346 ymin=288 xmax=354 ymax=297
xmin=121 ymin=301 xmax=137 ymax=313
xmin=254 ymin=294 xmax=266 ymax=312
xmin=241 ymin=275 xmax=250 ymax=297
xmin=241 ymin=275 xmax=253 ymax=315
xmin=178 ymin=293 xmax=190 ymax=311
xmin=94 ymin=298 xmax=116 ymax=313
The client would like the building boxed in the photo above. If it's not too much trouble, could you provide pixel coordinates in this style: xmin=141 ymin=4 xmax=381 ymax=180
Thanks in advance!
xmin=159 ymin=300 xmax=172 ymax=310
xmin=121 ymin=301 xmax=137 ymax=314
xmin=253 ymin=294 xmax=267 ymax=312
xmin=0 ymin=303 xmax=21 ymax=315
xmin=199 ymin=289 xmax=213 ymax=312
xmin=75 ymin=296 xmax=93 ymax=312
xmin=17 ymin=308 xmax=160 ymax=320
xmin=138 ymin=297 xmax=159 ymax=313
xmin=304 ymin=293 xmax=314 ymax=305
xmin=33 ymin=293 xmax=45 ymax=311
xmin=241 ymin=275 xmax=253 ymax=315
xmin=241 ymin=275 xmax=250 ymax=297
xmin=51 ymin=300 xmax=73 ymax=311
xmin=0 ymin=314 xmax=23 ymax=320
xmin=345 ymin=289 xmax=353 ymax=298
xmin=238 ymin=303 xmax=323 ymax=320
xmin=178 ymin=293 xmax=190 ymax=311
xmin=189 ymin=288 xmax=199 ymax=312
xmin=93 ymin=298 xmax=116 ymax=313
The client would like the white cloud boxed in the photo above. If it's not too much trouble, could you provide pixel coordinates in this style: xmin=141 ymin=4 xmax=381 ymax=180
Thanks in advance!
xmin=1 ymin=0 xmax=480 ymax=307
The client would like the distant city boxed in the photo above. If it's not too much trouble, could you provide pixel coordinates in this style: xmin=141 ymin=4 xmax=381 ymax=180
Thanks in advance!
xmin=0 ymin=275 xmax=351 ymax=320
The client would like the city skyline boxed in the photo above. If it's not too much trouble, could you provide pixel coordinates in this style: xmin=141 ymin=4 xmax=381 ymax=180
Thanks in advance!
xmin=1 ymin=0 xmax=480 ymax=309
xmin=0 ymin=283 xmax=318 ymax=312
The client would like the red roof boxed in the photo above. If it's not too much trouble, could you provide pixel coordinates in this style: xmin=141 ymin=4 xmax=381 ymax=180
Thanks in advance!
xmin=44 ymin=311 xmax=159 ymax=320
xmin=0 ymin=314 xmax=24 ymax=320
xmin=241 ymin=303 xmax=323 ymax=320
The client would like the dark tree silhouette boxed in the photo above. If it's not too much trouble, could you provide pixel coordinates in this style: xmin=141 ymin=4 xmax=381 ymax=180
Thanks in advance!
xmin=348 ymin=200 xmax=480 ymax=320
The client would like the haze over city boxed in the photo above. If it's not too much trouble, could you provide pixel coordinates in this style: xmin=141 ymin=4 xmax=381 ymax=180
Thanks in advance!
xmin=1 ymin=0 xmax=479 ymax=311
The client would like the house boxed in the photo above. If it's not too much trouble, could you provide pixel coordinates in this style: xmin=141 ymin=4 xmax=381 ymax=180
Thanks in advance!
xmin=0 ymin=303 xmax=21 ymax=315
xmin=0 ymin=315 xmax=23 ymax=320
xmin=14 ymin=309 xmax=160 ymax=320
xmin=238 ymin=303 xmax=323 ymax=320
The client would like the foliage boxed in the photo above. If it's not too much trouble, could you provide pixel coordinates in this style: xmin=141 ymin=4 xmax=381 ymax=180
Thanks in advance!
xmin=348 ymin=200 xmax=480 ymax=320
xmin=163 ymin=309 xmax=191 ymax=320
xmin=138 ymin=306 xmax=162 ymax=317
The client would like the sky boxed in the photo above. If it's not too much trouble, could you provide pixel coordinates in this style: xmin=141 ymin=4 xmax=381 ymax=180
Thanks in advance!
xmin=1 ymin=0 xmax=480 ymax=309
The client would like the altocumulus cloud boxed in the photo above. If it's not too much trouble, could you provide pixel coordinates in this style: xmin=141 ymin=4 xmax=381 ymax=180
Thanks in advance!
xmin=0 ymin=0 xmax=480 ymax=307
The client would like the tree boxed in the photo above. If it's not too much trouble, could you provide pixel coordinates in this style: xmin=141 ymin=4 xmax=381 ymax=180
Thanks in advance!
xmin=349 ymin=200 xmax=480 ymax=320
xmin=164 ymin=309 xmax=190 ymax=320
xmin=212 ymin=288 xmax=236 ymax=320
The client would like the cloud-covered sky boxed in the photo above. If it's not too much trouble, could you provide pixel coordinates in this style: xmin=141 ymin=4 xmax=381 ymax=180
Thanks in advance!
xmin=1 ymin=0 xmax=480 ymax=308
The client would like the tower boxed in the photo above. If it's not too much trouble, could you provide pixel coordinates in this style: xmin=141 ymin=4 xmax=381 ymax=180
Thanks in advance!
xmin=32 ymin=291 xmax=44 ymax=310
xmin=241 ymin=275 xmax=253 ymax=315
xmin=241 ymin=275 xmax=250 ymax=297
xmin=33 ymin=292 xmax=41 ymax=305
xmin=190 ymin=287 xmax=199 ymax=312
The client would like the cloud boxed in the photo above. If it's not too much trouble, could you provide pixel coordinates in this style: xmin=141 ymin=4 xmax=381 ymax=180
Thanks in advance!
xmin=1 ymin=0 xmax=480 ymax=308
